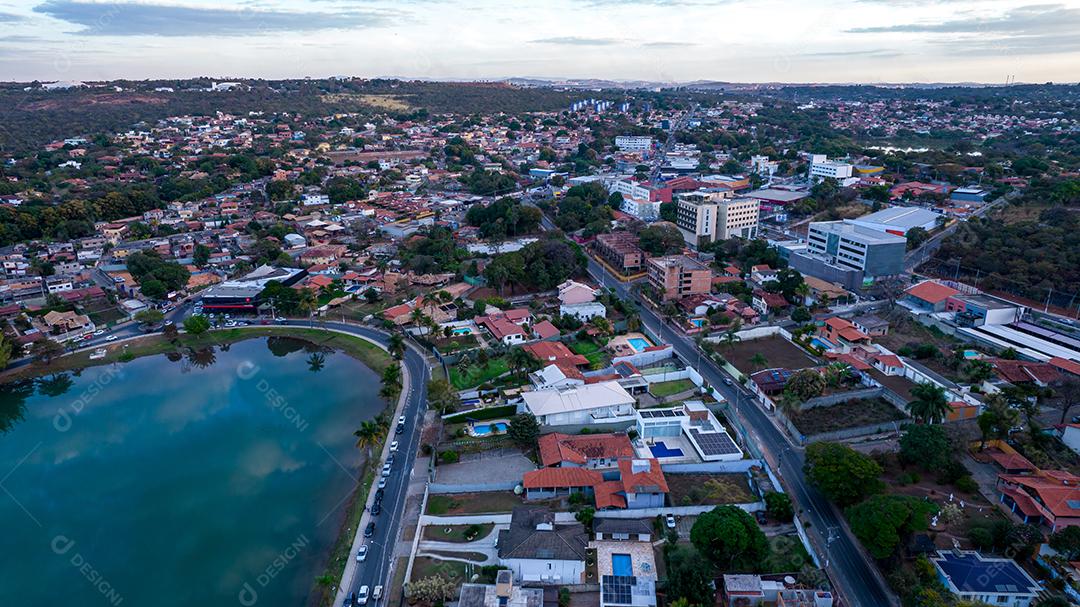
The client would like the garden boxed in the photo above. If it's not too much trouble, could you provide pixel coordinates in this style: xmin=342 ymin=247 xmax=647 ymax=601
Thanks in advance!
xmin=449 ymin=355 xmax=510 ymax=389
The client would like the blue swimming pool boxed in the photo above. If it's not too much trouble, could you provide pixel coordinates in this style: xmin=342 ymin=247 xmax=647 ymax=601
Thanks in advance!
xmin=811 ymin=337 xmax=833 ymax=351
xmin=612 ymin=554 xmax=633 ymax=577
xmin=473 ymin=422 xmax=508 ymax=436
xmin=628 ymin=337 xmax=651 ymax=352
xmin=452 ymin=327 xmax=472 ymax=335
xmin=649 ymin=441 xmax=684 ymax=458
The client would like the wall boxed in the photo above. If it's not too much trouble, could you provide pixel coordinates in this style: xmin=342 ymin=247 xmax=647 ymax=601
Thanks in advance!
xmin=429 ymin=481 xmax=519 ymax=494
xmin=799 ymin=387 xmax=886 ymax=410
xmin=505 ymin=557 xmax=585 ymax=585
xmin=663 ymin=460 xmax=763 ymax=474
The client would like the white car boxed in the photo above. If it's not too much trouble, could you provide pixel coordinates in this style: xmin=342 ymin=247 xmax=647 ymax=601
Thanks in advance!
xmin=93 ymin=329 xmax=106 ymax=336
xmin=372 ymin=586 xmax=383 ymax=601
xmin=389 ymin=441 xmax=398 ymax=452
xmin=357 ymin=585 xmax=370 ymax=606
xmin=356 ymin=545 xmax=368 ymax=562
xmin=381 ymin=463 xmax=392 ymax=477
xmin=398 ymin=415 xmax=406 ymax=425
xmin=377 ymin=477 xmax=387 ymax=489
xmin=105 ymin=335 xmax=118 ymax=342
xmin=665 ymin=514 xmax=677 ymax=529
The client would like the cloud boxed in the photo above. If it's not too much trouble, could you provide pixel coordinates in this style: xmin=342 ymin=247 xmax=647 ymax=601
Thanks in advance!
xmin=32 ymin=0 xmax=392 ymax=36
xmin=804 ymin=48 xmax=905 ymax=58
xmin=530 ymin=36 xmax=621 ymax=46
xmin=641 ymin=41 xmax=699 ymax=48
xmin=845 ymin=4 xmax=1080 ymax=56
xmin=0 ymin=11 xmax=23 ymax=22
xmin=846 ymin=3 xmax=1079 ymax=35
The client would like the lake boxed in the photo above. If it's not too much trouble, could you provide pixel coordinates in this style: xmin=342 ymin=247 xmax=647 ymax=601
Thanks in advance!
xmin=0 ymin=336 xmax=384 ymax=607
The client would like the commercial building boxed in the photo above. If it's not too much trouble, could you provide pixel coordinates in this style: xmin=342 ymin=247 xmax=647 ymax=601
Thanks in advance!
xmin=805 ymin=220 xmax=906 ymax=279
xmin=674 ymin=191 xmax=759 ymax=248
xmin=200 ymin=265 xmax=306 ymax=313
xmin=614 ymin=136 xmax=654 ymax=153
xmin=594 ymin=232 xmax=645 ymax=276
xmin=849 ymin=207 xmax=941 ymax=237
xmin=647 ymin=255 xmax=712 ymax=301
xmin=808 ymin=155 xmax=853 ymax=181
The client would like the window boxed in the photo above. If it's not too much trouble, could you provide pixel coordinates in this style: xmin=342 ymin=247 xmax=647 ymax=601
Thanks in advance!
xmin=548 ymin=563 xmax=552 ymax=570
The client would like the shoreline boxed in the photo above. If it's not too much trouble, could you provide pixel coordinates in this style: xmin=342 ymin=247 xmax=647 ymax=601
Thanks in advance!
xmin=0 ymin=325 xmax=398 ymax=607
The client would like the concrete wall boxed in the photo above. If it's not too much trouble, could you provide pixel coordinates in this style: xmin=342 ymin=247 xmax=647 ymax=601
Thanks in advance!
xmin=799 ymin=387 xmax=886 ymax=410
xmin=429 ymin=482 xmax=519 ymax=494
xmin=505 ymin=557 xmax=584 ymax=584
xmin=663 ymin=460 xmax=763 ymax=473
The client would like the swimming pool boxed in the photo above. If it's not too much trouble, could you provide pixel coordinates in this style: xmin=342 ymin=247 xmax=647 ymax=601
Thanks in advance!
xmin=628 ymin=337 xmax=651 ymax=352
xmin=472 ymin=422 xmax=508 ymax=436
xmin=690 ymin=318 xmax=706 ymax=328
xmin=810 ymin=337 xmax=833 ymax=351
xmin=452 ymin=327 xmax=472 ymax=336
xmin=649 ymin=441 xmax=684 ymax=458
xmin=612 ymin=554 xmax=633 ymax=577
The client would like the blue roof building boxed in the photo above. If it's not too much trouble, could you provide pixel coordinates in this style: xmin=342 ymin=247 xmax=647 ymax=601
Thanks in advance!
xmin=931 ymin=550 xmax=1041 ymax=607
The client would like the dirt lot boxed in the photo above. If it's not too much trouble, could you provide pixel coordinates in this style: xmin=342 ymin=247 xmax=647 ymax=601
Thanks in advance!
xmin=425 ymin=491 xmax=526 ymax=515
xmin=666 ymin=473 xmax=756 ymax=506
xmin=722 ymin=335 xmax=819 ymax=374
xmin=789 ymin=398 xmax=908 ymax=435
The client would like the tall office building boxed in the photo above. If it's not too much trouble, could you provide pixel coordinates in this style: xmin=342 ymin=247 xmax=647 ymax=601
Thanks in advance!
xmin=675 ymin=191 xmax=759 ymax=248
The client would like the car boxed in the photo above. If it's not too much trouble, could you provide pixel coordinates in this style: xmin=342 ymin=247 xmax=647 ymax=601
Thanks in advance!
xmin=83 ymin=333 xmax=94 ymax=340
xmin=389 ymin=441 xmax=398 ymax=452
xmin=225 ymin=321 xmax=237 ymax=327
xmin=357 ymin=585 xmax=370 ymax=605
xmin=370 ymin=501 xmax=381 ymax=516
xmin=260 ymin=319 xmax=271 ymax=325
xmin=275 ymin=318 xmax=287 ymax=324
xmin=93 ymin=329 xmax=106 ymax=336
xmin=395 ymin=422 xmax=405 ymax=435
xmin=343 ymin=595 xmax=353 ymax=607
xmin=374 ymin=488 xmax=384 ymax=501
xmin=1072 ymin=415 xmax=1080 ymax=425
xmin=377 ymin=477 xmax=387 ymax=489
xmin=105 ymin=335 xmax=118 ymax=342
xmin=164 ymin=320 xmax=174 ymax=326
xmin=398 ymin=415 xmax=406 ymax=425
xmin=364 ymin=522 xmax=376 ymax=538
xmin=665 ymin=514 xmax=676 ymax=529
xmin=386 ymin=454 xmax=395 ymax=466
xmin=356 ymin=545 xmax=368 ymax=562
xmin=372 ymin=586 xmax=383 ymax=601
xmin=381 ymin=463 xmax=392 ymax=477
xmin=723 ymin=378 xmax=733 ymax=386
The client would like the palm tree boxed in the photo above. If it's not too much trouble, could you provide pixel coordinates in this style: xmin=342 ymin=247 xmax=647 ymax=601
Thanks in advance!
xmin=410 ymin=307 xmax=429 ymax=331
xmin=307 ymin=352 xmax=326 ymax=372
xmin=906 ymin=382 xmax=951 ymax=424
xmin=749 ymin=353 xmax=768 ymax=371
xmin=299 ymin=288 xmax=317 ymax=326
xmin=794 ymin=282 xmax=811 ymax=305
xmin=353 ymin=420 xmax=382 ymax=458
xmin=508 ymin=347 xmax=535 ymax=380
xmin=380 ymin=363 xmax=403 ymax=402
xmin=387 ymin=333 xmax=405 ymax=359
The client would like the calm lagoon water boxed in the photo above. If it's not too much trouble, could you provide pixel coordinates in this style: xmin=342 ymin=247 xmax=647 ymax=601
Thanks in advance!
xmin=0 ymin=337 xmax=383 ymax=607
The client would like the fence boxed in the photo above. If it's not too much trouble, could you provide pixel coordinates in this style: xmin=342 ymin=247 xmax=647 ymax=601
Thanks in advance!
xmin=429 ymin=481 xmax=519 ymax=494
xmin=663 ymin=460 xmax=763 ymax=474
xmin=594 ymin=502 xmax=764 ymax=518
xmin=780 ymin=412 xmax=904 ymax=446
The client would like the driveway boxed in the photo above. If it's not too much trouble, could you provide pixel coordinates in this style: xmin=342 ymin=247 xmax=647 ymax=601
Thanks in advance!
xmin=436 ymin=453 xmax=535 ymax=486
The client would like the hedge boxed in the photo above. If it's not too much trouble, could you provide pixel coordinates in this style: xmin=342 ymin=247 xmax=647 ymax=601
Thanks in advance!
xmin=443 ymin=404 xmax=518 ymax=423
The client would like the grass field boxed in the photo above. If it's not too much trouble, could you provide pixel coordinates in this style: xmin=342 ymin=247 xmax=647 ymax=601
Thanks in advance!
xmin=422 ymin=523 xmax=495 ymax=543
xmin=666 ymin=473 xmax=756 ymax=506
xmin=449 ymin=357 xmax=510 ymax=389
xmin=425 ymin=492 xmax=524 ymax=515
xmin=320 ymin=93 xmax=412 ymax=111
xmin=762 ymin=534 xmax=813 ymax=573
xmin=568 ymin=339 xmax=608 ymax=368
xmin=649 ymin=379 xmax=696 ymax=398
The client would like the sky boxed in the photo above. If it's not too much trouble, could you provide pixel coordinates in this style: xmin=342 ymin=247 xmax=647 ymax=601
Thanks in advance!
xmin=0 ymin=0 xmax=1078 ymax=84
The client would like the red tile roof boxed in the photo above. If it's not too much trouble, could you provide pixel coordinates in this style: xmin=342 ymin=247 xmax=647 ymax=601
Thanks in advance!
xmin=523 ymin=342 xmax=589 ymax=367
xmin=618 ymin=459 xmax=669 ymax=494
xmin=538 ymin=433 xmax=635 ymax=467
xmin=532 ymin=320 xmax=561 ymax=340
xmin=1049 ymin=357 xmax=1080 ymax=378
xmin=905 ymin=281 xmax=960 ymax=304
xmin=522 ymin=467 xmax=602 ymax=489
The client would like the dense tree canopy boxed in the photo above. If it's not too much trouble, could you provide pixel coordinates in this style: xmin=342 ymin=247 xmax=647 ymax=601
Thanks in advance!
xmin=846 ymin=495 xmax=938 ymax=559
xmin=689 ymin=505 xmax=768 ymax=571
xmin=804 ymin=442 xmax=883 ymax=507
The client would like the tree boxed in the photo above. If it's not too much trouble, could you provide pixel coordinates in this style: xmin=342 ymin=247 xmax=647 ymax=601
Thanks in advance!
xmin=664 ymin=546 xmax=714 ymax=607
xmin=804 ymin=442 xmax=883 ymax=507
xmin=749 ymin=353 xmax=768 ymax=371
xmin=689 ymin=505 xmax=768 ymax=570
xmin=380 ymin=363 xmax=403 ymax=402
xmin=507 ymin=346 xmax=537 ymax=380
xmin=846 ymin=494 xmax=938 ymax=559
xmin=387 ymin=333 xmax=405 ymax=360
xmin=637 ymin=223 xmax=684 ymax=256
xmin=906 ymin=227 xmax=930 ymax=250
xmin=1050 ymin=378 xmax=1080 ymax=425
xmin=977 ymin=394 xmax=1020 ymax=448
xmin=790 ymin=306 xmax=811 ymax=323
xmin=575 ymin=506 xmax=595 ymax=528
xmin=907 ymin=382 xmax=951 ymax=424
xmin=134 ymin=309 xmax=164 ymax=326
xmin=183 ymin=314 xmax=211 ymax=336
xmin=192 ymin=243 xmax=211 ymax=268
xmin=353 ymin=420 xmax=383 ymax=458
xmin=899 ymin=424 xmax=952 ymax=470
xmin=407 ymin=575 xmax=458 ymax=604
xmin=427 ymin=378 xmax=460 ymax=414
xmin=764 ymin=492 xmax=794 ymax=523
xmin=785 ymin=369 xmax=825 ymax=401
xmin=0 ymin=333 xmax=14 ymax=371
xmin=1049 ymin=526 xmax=1080 ymax=560
xmin=163 ymin=323 xmax=179 ymax=341
xmin=30 ymin=339 xmax=64 ymax=365
xmin=507 ymin=412 xmax=540 ymax=449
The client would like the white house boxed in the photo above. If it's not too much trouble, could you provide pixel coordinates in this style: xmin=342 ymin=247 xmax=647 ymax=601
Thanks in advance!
xmin=557 ymin=280 xmax=597 ymax=305
xmin=560 ymin=301 xmax=607 ymax=322
xmin=520 ymin=381 xmax=636 ymax=426
xmin=931 ymin=551 xmax=1040 ymax=607
xmin=498 ymin=507 xmax=587 ymax=584
xmin=1061 ymin=424 xmax=1080 ymax=457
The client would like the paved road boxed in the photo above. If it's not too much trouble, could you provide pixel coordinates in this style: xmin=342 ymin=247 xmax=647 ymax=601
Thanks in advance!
xmin=535 ymin=209 xmax=893 ymax=606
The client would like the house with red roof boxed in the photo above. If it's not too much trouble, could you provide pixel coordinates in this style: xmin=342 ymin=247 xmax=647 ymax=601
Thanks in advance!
xmin=903 ymin=280 xmax=961 ymax=313
xmin=538 ymin=433 xmax=635 ymax=469
xmin=522 ymin=458 xmax=668 ymax=509
xmin=998 ymin=469 xmax=1080 ymax=532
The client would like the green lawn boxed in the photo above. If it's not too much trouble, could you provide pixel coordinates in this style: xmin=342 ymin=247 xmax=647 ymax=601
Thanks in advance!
xmin=762 ymin=534 xmax=812 ymax=573
xmin=449 ymin=357 xmax=510 ymax=389
xmin=649 ymin=379 xmax=697 ymax=398
xmin=422 ymin=523 xmax=495 ymax=543
xmin=568 ymin=340 xmax=608 ymax=368
xmin=426 ymin=492 xmax=523 ymax=515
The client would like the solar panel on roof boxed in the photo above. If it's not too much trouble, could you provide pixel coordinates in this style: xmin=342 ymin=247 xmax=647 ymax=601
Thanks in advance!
xmin=601 ymin=575 xmax=636 ymax=606
xmin=689 ymin=429 xmax=740 ymax=455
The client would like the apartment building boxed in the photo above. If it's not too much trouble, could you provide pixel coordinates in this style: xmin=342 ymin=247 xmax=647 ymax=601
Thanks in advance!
xmin=594 ymin=232 xmax=645 ymax=275
xmin=806 ymin=220 xmax=905 ymax=278
xmin=647 ymin=255 xmax=711 ymax=301
xmin=614 ymin=136 xmax=653 ymax=153
xmin=675 ymin=191 xmax=759 ymax=248
xmin=808 ymin=155 xmax=853 ymax=181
